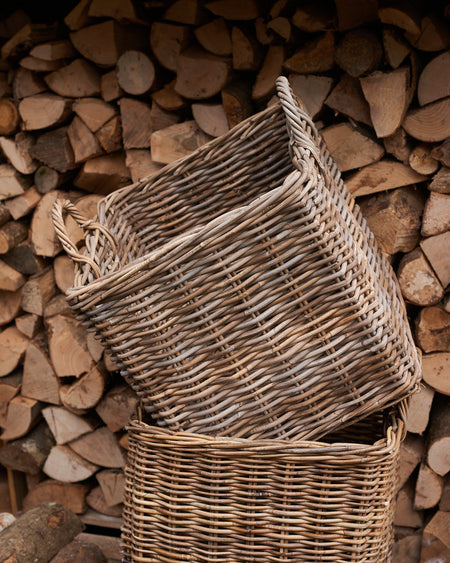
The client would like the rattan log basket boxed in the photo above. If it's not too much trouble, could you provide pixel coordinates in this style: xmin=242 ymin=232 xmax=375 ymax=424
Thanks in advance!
xmin=120 ymin=400 xmax=407 ymax=562
xmin=52 ymin=76 xmax=421 ymax=440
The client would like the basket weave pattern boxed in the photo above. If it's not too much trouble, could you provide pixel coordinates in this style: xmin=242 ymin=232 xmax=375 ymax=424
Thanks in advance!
xmin=121 ymin=403 xmax=405 ymax=562
xmin=52 ymin=77 xmax=420 ymax=440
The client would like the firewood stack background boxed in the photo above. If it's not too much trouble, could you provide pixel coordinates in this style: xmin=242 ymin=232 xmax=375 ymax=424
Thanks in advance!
xmin=0 ymin=0 xmax=448 ymax=560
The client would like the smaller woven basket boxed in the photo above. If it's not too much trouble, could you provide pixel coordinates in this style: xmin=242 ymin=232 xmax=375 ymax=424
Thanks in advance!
xmin=121 ymin=400 xmax=407 ymax=563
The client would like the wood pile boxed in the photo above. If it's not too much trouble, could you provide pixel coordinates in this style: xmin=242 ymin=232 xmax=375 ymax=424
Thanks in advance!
xmin=0 ymin=0 xmax=448 ymax=560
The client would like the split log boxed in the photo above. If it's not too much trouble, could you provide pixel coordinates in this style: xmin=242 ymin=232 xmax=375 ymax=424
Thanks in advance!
xmin=30 ymin=191 xmax=66 ymax=258
xmin=59 ymin=366 xmax=106 ymax=414
xmin=63 ymin=193 xmax=102 ymax=250
xmin=96 ymin=116 xmax=122 ymax=153
xmin=64 ymin=0 xmax=93 ymax=31
xmin=23 ymin=479 xmax=90 ymax=514
xmin=267 ymin=17 xmax=292 ymax=42
xmin=150 ymin=22 xmax=191 ymax=72
xmin=345 ymin=159 xmax=427 ymax=197
xmin=403 ymin=98 xmax=450 ymax=142
xmin=291 ymin=2 xmax=335 ymax=32
xmin=411 ymin=13 xmax=450 ymax=52
xmin=254 ymin=17 xmax=274 ymax=45
xmin=2 ymin=241 xmax=46 ymax=275
xmin=334 ymin=0 xmax=378 ymax=30
xmin=12 ymin=67 xmax=46 ymax=99
xmin=397 ymin=248 xmax=444 ymax=306
xmin=394 ymin=482 xmax=423 ymax=528
xmin=406 ymin=382 xmax=434 ymax=435
xmin=415 ymin=306 xmax=450 ymax=353
xmin=174 ymin=47 xmax=231 ymax=100
xmin=0 ymin=221 xmax=28 ymax=254
xmin=408 ymin=143 xmax=439 ymax=176
xmin=69 ymin=20 xmax=147 ymax=67
xmin=421 ymin=511 xmax=450 ymax=562
xmin=34 ymin=167 xmax=72 ymax=195
xmin=151 ymin=120 xmax=210 ymax=165
xmin=427 ymin=396 xmax=450 ymax=476
xmin=392 ymin=534 xmax=421 ymax=563
xmin=0 ymin=98 xmax=20 ymax=135
xmin=43 ymin=445 xmax=99 ymax=482
xmin=0 ymin=289 xmax=22 ymax=327
xmin=86 ymin=485 xmax=123 ymax=517
xmin=151 ymin=80 xmax=187 ymax=112
xmin=422 ymin=353 xmax=450 ymax=396
xmin=73 ymin=98 xmax=116 ymax=133
xmin=4 ymin=186 xmax=41 ymax=221
xmin=429 ymin=167 xmax=450 ymax=194
xmin=30 ymin=127 xmax=76 ymax=173
xmin=125 ymin=149 xmax=162 ymax=183
xmin=440 ymin=476 xmax=450 ymax=511
xmin=192 ymin=102 xmax=229 ymax=137
xmin=69 ymin=426 xmax=125 ymax=468
xmin=18 ymin=94 xmax=72 ymax=131
xmin=0 ymin=132 xmax=38 ymax=175
xmin=0 ymin=259 xmax=25 ymax=292
xmin=360 ymin=67 xmax=410 ymax=138
xmin=431 ymin=138 xmax=450 ymax=168
xmin=22 ymin=341 xmax=60 ymax=405
xmin=46 ymin=314 xmax=94 ymax=379
xmin=0 ymin=164 xmax=32 ymax=201
xmin=0 ymin=502 xmax=84 ymax=563
xmin=44 ymin=295 xmax=71 ymax=319
xmin=30 ymin=39 xmax=76 ymax=61
xmin=50 ymin=536 xmax=107 ymax=563
xmin=43 ymin=405 xmax=98 ymax=445
xmin=119 ymin=98 xmax=152 ymax=149
xmin=73 ymin=152 xmax=130 ymax=195
xmin=87 ymin=0 xmax=146 ymax=24
xmin=321 ymin=121 xmax=384 ymax=172
xmin=221 ymin=81 xmax=253 ymax=128
xmin=100 ymin=70 xmax=123 ymax=102
xmin=414 ymin=463 xmax=444 ymax=510
xmin=420 ymin=231 xmax=450 ymax=288
xmin=21 ymin=267 xmax=57 ymax=316
xmin=0 ymin=326 xmax=29 ymax=378
xmin=335 ymin=28 xmax=382 ymax=77
xmin=0 ymin=373 xmax=21 ymax=428
xmin=95 ymin=384 xmax=138 ymax=432
xmin=231 ymin=26 xmax=262 ymax=71
xmin=15 ymin=313 xmax=41 ymax=339
xmin=418 ymin=51 xmax=450 ymax=106
xmin=397 ymin=433 xmax=425 ymax=490
xmin=382 ymin=26 xmax=411 ymax=69
xmin=0 ymin=421 xmax=54 ymax=474
xmin=0 ymin=395 xmax=40 ymax=441
xmin=288 ymin=74 xmax=333 ymax=119
xmin=325 ymin=74 xmax=372 ymax=126
xmin=150 ymin=103 xmax=180 ymax=132
xmin=252 ymin=44 xmax=285 ymax=101
xmin=68 ymin=116 xmax=103 ymax=164
xmin=422 ymin=192 xmax=450 ymax=236
xmin=86 ymin=332 xmax=104 ymax=363
xmin=194 ymin=18 xmax=231 ymax=56
xmin=283 ymin=31 xmax=334 ymax=74
xmin=357 ymin=186 xmax=424 ymax=254
xmin=378 ymin=1 xmax=421 ymax=37
xmin=0 ymin=204 xmax=10 ymax=228
xmin=96 ymin=469 xmax=125 ymax=506
xmin=20 ymin=56 xmax=65 ymax=72
xmin=116 ymin=50 xmax=155 ymax=96
xmin=1 ymin=23 xmax=59 ymax=60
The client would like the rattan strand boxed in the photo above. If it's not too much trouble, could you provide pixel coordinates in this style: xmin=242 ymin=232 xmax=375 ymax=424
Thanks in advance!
xmin=120 ymin=402 xmax=405 ymax=562
xmin=52 ymin=76 xmax=421 ymax=440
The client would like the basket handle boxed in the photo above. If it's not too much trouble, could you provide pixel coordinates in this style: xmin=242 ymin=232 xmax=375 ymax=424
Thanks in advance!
xmin=52 ymin=199 xmax=118 ymax=279
xmin=275 ymin=75 xmax=326 ymax=175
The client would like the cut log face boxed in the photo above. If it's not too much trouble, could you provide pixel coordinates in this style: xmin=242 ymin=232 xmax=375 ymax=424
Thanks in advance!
xmin=43 ymin=444 xmax=99 ymax=482
xmin=422 ymin=192 xmax=450 ymax=236
xmin=59 ymin=365 xmax=106 ymax=414
xmin=283 ymin=31 xmax=334 ymax=74
xmin=195 ymin=18 xmax=231 ymax=56
xmin=0 ymin=98 xmax=20 ymax=136
xmin=73 ymin=152 xmax=131 ymax=195
xmin=69 ymin=425 xmax=125 ymax=468
xmin=288 ymin=73 xmax=333 ymax=119
xmin=0 ymin=326 xmax=28 ymax=378
xmin=0 ymin=164 xmax=31 ymax=201
xmin=395 ymin=482 xmax=423 ymax=528
xmin=420 ymin=231 xmax=450 ymax=288
xmin=398 ymin=433 xmax=425 ymax=490
xmin=325 ymin=74 xmax=372 ymax=125
xmin=360 ymin=67 xmax=410 ymax=137
xmin=0 ymin=421 xmax=54 ymax=474
xmin=192 ymin=102 xmax=229 ymax=137
xmin=406 ymin=382 xmax=434 ymax=435
xmin=335 ymin=28 xmax=382 ymax=77
xmin=397 ymin=248 xmax=444 ymax=306
xmin=96 ymin=469 xmax=125 ymax=506
xmin=116 ymin=50 xmax=155 ymax=96
xmin=175 ymin=48 xmax=231 ymax=100
xmin=427 ymin=396 xmax=450 ymax=477
xmin=418 ymin=51 xmax=450 ymax=106
xmin=22 ymin=341 xmax=60 ymax=405
xmin=421 ymin=510 xmax=450 ymax=562
xmin=73 ymin=98 xmax=116 ymax=133
xmin=86 ymin=485 xmax=124 ymax=517
xmin=0 ymin=395 xmax=41 ymax=441
xmin=151 ymin=120 xmax=211 ymax=165
xmin=403 ymin=97 xmax=450 ymax=142
xmin=119 ymin=98 xmax=152 ymax=149
xmin=422 ymin=353 xmax=450 ymax=395
xmin=252 ymin=44 xmax=285 ymax=101
xmin=18 ymin=94 xmax=72 ymax=131
xmin=414 ymin=463 xmax=444 ymax=510
xmin=95 ymin=384 xmax=138 ymax=432
xmin=150 ymin=22 xmax=191 ymax=71
xmin=43 ymin=405 xmax=97 ymax=444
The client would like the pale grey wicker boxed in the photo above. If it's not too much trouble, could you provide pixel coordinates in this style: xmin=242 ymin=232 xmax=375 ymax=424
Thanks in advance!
xmin=52 ymin=76 xmax=421 ymax=440
xmin=120 ymin=401 xmax=407 ymax=562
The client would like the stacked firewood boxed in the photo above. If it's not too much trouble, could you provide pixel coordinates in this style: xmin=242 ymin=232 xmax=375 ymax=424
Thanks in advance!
xmin=0 ymin=0 xmax=448 ymax=560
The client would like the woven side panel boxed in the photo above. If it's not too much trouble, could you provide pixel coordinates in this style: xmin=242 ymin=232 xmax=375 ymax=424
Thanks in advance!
xmin=120 ymin=413 xmax=401 ymax=563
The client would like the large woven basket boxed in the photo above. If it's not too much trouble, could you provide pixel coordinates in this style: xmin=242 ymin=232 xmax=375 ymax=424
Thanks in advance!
xmin=52 ymin=76 xmax=420 ymax=440
xmin=121 ymin=400 xmax=407 ymax=562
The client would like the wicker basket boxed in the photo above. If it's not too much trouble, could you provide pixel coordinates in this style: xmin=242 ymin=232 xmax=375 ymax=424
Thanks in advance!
xmin=52 ymin=76 xmax=420 ymax=440
xmin=121 ymin=401 xmax=407 ymax=562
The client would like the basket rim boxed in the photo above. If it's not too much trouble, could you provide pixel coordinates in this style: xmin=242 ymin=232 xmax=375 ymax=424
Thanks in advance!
xmin=65 ymin=168 xmax=311 ymax=298
xmin=125 ymin=401 xmax=406 ymax=458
